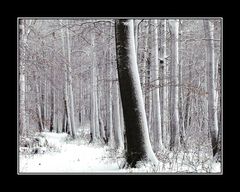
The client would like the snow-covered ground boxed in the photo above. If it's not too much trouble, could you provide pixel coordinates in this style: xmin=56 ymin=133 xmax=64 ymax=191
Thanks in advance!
xmin=19 ymin=131 xmax=121 ymax=173
xmin=19 ymin=128 xmax=221 ymax=174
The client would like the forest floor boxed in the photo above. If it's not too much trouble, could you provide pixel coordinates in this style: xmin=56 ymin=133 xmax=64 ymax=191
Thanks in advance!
xmin=19 ymin=126 xmax=221 ymax=174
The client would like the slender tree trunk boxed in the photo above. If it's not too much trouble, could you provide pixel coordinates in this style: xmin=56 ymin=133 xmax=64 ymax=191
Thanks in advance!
xmin=66 ymin=21 xmax=76 ymax=138
xmin=60 ymin=20 xmax=76 ymax=138
xmin=61 ymin=20 xmax=72 ymax=136
xmin=97 ymin=54 xmax=105 ymax=142
xmin=160 ymin=19 xmax=168 ymax=147
xmin=119 ymin=96 xmax=125 ymax=149
xmin=19 ymin=20 xmax=26 ymax=136
xmin=145 ymin=21 xmax=152 ymax=132
xmin=44 ymin=75 xmax=48 ymax=129
xmin=217 ymin=48 xmax=222 ymax=156
xmin=134 ymin=20 xmax=138 ymax=53
xmin=151 ymin=20 xmax=163 ymax=151
xmin=35 ymin=73 xmax=44 ymax=132
xmin=90 ymin=31 xmax=100 ymax=143
xmin=99 ymin=111 xmax=106 ymax=143
xmin=95 ymin=75 xmax=100 ymax=138
xmin=203 ymin=20 xmax=219 ymax=157
xmin=178 ymin=22 xmax=185 ymax=146
xmin=107 ymin=26 xmax=114 ymax=146
xmin=78 ymin=67 xmax=83 ymax=127
xmin=19 ymin=70 xmax=26 ymax=135
xmin=141 ymin=20 xmax=150 ymax=100
xmin=147 ymin=56 xmax=152 ymax=135
xmin=50 ymin=68 xmax=55 ymax=132
xmin=203 ymin=63 xmax=209 ymax=134
xmin=90 ymin=53 xmax=95 ymax=142
xmin=40 ymin=80 xmax=45 ymax=130
xmin=184 ymin=59 xmax=192 ymax=133
xmin=169 ymin=20 xmax=180 ymax=151
xmin=19 ymin=19 xmax=32 ymax=136
xmin=112 ymin=68 xmax=124 ymax=150
xmin=56 ymin=89 xmax=60 ymax=133
xmin=62 ymin=105 xmax=66 ymax=133
xmin=179 ymin=59 xmax=185 ymax=146
xmin=115 ymin=19 xmax=158 ymax=167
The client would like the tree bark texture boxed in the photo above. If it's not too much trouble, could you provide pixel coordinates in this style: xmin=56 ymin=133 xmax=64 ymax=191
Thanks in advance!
xmin=115 ymin=19 xmax=158 ymax=167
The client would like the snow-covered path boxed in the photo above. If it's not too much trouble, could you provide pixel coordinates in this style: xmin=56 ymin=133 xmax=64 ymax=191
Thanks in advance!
xmin=19 ymin=131 xmax=221 ymax=174
xmin=19 ymin=132 xmax=120 ymax=173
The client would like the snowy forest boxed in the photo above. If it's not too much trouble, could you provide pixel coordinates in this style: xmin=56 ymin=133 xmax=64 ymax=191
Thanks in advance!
xmin=18 ymin=18 xmax=222 ymax=174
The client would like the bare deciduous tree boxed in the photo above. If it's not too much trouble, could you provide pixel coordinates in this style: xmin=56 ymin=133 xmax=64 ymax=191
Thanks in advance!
xmin=115 ymin=19 xmax=158 ymax=167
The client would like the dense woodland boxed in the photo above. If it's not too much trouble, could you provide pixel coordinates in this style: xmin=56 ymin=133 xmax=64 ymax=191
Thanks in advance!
xmin=18 ymin=18 xmax=222 ymax=171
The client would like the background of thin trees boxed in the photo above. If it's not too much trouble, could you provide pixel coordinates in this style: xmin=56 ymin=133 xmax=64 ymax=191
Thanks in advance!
xmin=19 ymin=18 xmax=222 ymax=165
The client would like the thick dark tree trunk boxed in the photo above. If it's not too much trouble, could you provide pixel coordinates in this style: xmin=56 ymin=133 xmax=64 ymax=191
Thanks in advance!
xmin=115 ymin=19 xmax=158 ymax=168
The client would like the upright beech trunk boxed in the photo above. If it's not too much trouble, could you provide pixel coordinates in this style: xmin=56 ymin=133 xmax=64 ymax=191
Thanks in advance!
xmin=160 ymin=19 xmax=168 ymax=146
xmin=203 ymin=20 xmax=219 ymax=157
xmin=34 ymin=73 xmax=44 ymax=132
xmin=119 ymin=97 xmax=125 ymax=148
xmin=115 ymin=19 xmax=158 ymax=167
xmin=112 ymin=67 xmax=124 ymax=149
xmin=141 ymin=20 xmax=150 ymax=100
xmin=90 ymin=31 xmax=100 ymax=143
xmin=40 ymin=80 xmax=45 ymax=130
xmin=50 ymin=67 xmax=55 ymax=132
xmin=107 ymin=26 xmax=114 ymax=146
xmin=151 ymin=20 xmax=163 ymax=151
xmin=19 ymin=19 xmax=26 ymax=136
xmin=184 ymin=58 xmax=192 ymax=132
xmin=66 ymin=22 xmax=76 ymax=138
xmin=50 ymin=38 xmax=56 ymax=132
xmin=145 ymin=21 xmax=152 ymax=132
xmin=60 ymin=20 xmax=72 ymax=137
xmin=134 ymin=20 xmax=138 ymax=53
xmin=19 ymin=19 xmax=33 ymax=136
xmin=169 ymin=20 xmax=180 ymax=150
xmin=179 ymin=60 xmax=185 ymax=145
xmin=178 ymin=22 xmax=185 ymax=146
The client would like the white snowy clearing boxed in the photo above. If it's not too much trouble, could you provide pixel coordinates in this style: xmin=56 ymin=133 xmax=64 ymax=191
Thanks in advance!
xmin=19 ymin=127 xmax=221 ymax=174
